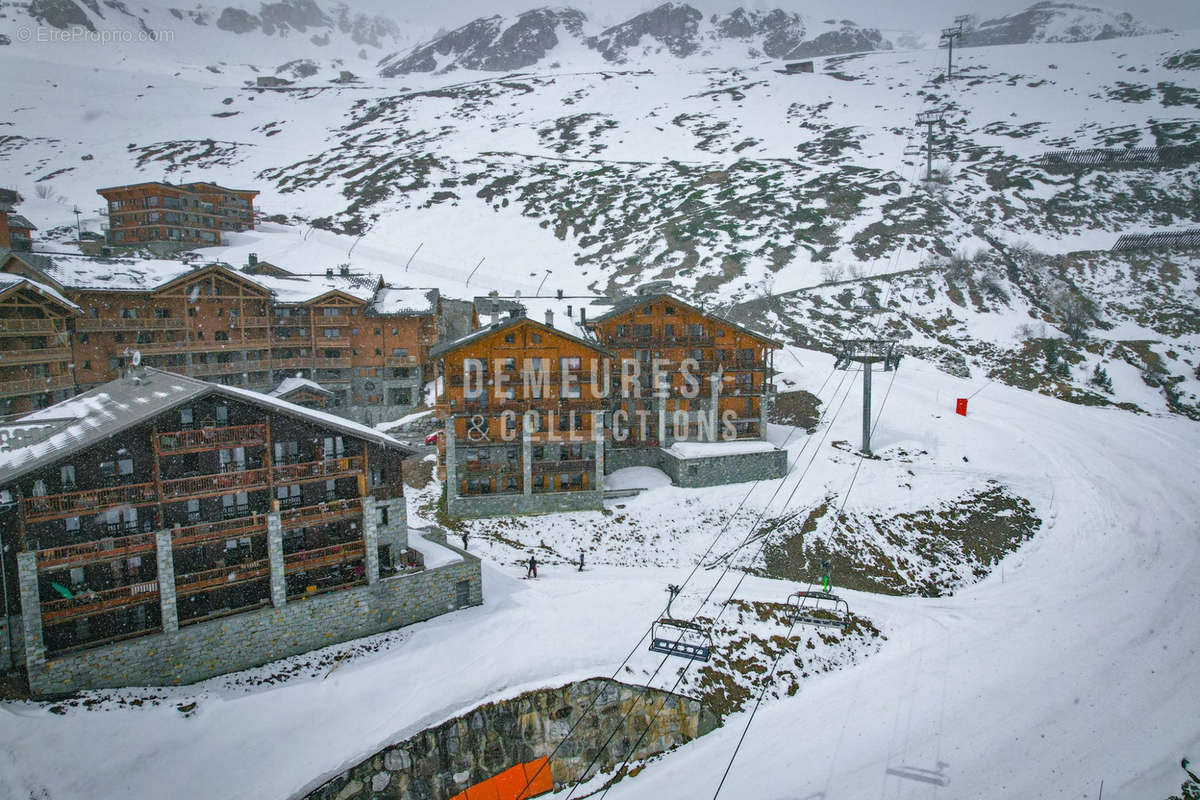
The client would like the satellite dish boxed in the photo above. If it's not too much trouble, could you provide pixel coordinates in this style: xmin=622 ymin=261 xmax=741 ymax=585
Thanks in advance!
xmin=132 ymin=350 xmax=142 ymax=367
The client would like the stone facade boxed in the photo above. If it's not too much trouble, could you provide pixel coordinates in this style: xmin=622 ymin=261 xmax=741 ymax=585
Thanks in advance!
xmin=605 ymin=446 xmax=788 ymax=488
xmin=307 ymin=678 xmax=719 ymax=800
xmin=21 ymin=536 xmax=482 ymax=697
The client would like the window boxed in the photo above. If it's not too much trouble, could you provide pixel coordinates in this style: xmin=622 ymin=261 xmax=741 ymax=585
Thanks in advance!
xmin=120 ymin=308 xmax=137 ymax=319
xmin=322 ymin=307 xmax=339 ymax=317
xmin=79 ymin=333 xmax=88 ymax=344
xmin=531 ymin=333 xmax=542 ymax=343
xmin=532 ymin=445 xmax=545 ymax=460
xmin=180 ymin=407 xmax=194 ymax=428
xmin=155 ymin=308 xmax=171 ymax=319
xmin=373 ymin=328 xmax=381 ymax=335
xmin=214 ymin=330 xmax=229 ymax=341
xmin=65 ymin=516 xmax=80 ymax=534
xmin=60 ymin=465 xmax=76 ymax=490
xmin=118 ymin=458 xmax=134 ymax=479
xmin=187 ymin=499 xmax=200 ymax=522
xmin=114 ymin=333 xmax=124 ymax=343
xmin=504 ymin=333 xmax=515 ymax=344
xmin=216 ymin=405 xmax=228 ymax=425
xmin=379 ymin=506 xmax=389 ymax=525
xmin=324 ymin=479 xmax=337 ymax=500
xmin=324 ymin=328 xmax=339 ymax=338
xmin=274 ymin=441 xmax=299 ymax=464
xmin=392 ymin=348 xmax=409 ymax=358
xmin=665 ymin=305 xmax=676 ymax=314
xmin=642 ymin=305 xmax=652 ymax=314
xmin=323 ymin=436 xmax=345 ymax=459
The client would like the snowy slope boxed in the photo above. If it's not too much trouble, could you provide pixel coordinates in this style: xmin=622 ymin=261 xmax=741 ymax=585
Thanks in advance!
xmin=1 ymin=349 xmax=1198 ymax=800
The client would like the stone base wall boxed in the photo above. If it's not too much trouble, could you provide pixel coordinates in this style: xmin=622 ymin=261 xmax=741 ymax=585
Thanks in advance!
xmin=448 ymin=489 xmax=603 ymax=519
xmin=605 ymin=445 xmax=787 ymax=488
xmin=662 ymin=448 xmax=788 ymax=488
xmin=307 ymin=678 xmax=719 ymax=800
xmin=25 ymin=554 xmax=482 ymax=697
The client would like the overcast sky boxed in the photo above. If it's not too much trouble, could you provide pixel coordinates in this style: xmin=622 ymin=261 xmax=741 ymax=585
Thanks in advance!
xmin=362 ymin=0 xmax=1200 ymax=37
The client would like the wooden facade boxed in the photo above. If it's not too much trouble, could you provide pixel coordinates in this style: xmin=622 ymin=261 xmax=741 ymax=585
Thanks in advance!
xmin=433 ymin=316 xmax=610 ymax=500
xmin=0 ymin=258 xmax=439 ymax=420
xmin=0 ymin=279 xmax=80 ymax=415
xmin=585 ymin=293 xmax=777 ymax=445
xmin=98 ymin=181 xmax=258 ymax=247
xmin=0 ymin=387 xmax=406 ymax=658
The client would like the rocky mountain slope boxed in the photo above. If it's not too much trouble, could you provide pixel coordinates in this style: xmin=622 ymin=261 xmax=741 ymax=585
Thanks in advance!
xmin=963 ymin=1 xmax=1159 ymax=47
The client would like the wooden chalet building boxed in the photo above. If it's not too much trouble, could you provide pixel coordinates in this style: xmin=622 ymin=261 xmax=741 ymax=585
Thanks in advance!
xmin=431 ymin=314 xmax=612 ymax=517
xmin=0 ymin=367 xmax=482 ymax=696
xmin=584 ymin=288 xmax=780 ymax=448
xmin=0 ymin=189 xmax=35 ymax=252
xmin=0 ymin=253 xmax=440 ymax=424
xmin=97 ymin=180 xmax=258 ymax=249
xmin=0 ymin=273 xmax=81 ymax=416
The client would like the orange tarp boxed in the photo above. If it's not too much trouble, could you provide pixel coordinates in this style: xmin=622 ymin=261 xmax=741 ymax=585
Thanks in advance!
xmin=448 ymin=757 xmax=554 ymax=800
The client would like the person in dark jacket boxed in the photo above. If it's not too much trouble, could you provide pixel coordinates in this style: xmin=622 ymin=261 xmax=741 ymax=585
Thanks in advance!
xmin=526 ymin=555 xmax=538 ymax=578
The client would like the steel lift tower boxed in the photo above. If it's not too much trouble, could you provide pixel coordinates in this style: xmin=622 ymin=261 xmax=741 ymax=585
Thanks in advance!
xmin=834 ymin=339 xmax=901 ymax=455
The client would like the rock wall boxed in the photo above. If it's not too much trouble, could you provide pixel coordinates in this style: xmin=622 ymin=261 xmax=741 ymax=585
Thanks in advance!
xmin=307 ymin=678 xmax=719 ymax=800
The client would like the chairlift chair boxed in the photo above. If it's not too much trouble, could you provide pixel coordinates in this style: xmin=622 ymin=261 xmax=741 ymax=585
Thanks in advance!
xmin=649 ymin=584 xmax=714 ymax=662
xmin=786 ymin=589 xmax=850 ymax=629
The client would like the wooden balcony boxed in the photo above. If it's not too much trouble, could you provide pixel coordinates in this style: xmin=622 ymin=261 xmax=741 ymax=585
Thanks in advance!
xmin=270 ymin=356 xmax=314 ymax=370
xmin=172 ymin=514 xmax=268 ymax=547
xmin=41 ymin=580 xmax=160 ymax=625
xmin=606 ymin=335 xmax=713 ymax=348
xmin=532 ymin=459 xmax=596 ymax=475
xmin=0 ymin=318 xmax=64 ymax=335
xmin=462 ymin=460 xmax=519 ymax=475
xmin=283 ymin=541 xmax=365 ymax=574
xmin=192 ymin=359 xmax=270 ymax=376
xmin=160 ymin=468 xmax=270 ymax=501
xmin=231 ymin=316 xmax=271 ymax=328
xmin=0 ymin=374 xmax=74 ymax=400
xmin=156 ymin=423 xmax=268 ymax=455
xmin=279 ymin=498 xmax=362 ymax=530
xmin=36 ymin=532 xmax=157 ymax=571
xmin=313 ymin=357 xmax=352 ymax=368
xmin=175 ymin=559 xmax=271 ymax=597
xmin=75 ymin=317 xmax=185 ymax=332
xmin=272 ymin=456 xmax=362 ymax=486
xmin=22 ymin=482 xmax=158 ymax=524
xmin=384 ymin=355 xmax=419 ymax=367
xmin=0 ymin=346 xmax=72 ymax=366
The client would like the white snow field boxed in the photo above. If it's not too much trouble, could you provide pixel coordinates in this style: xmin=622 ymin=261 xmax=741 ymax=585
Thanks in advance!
xmin=1 ymin=348 xmax=1197 ymax=800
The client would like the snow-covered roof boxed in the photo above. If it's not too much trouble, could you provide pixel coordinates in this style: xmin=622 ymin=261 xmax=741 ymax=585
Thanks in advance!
xmin=19 ymin=252 xmax=198 ymax=292
xmin=270 ymin=376 xmax=333 ymax=398
xmin=665 ymin=439 xmax=778 ymax=459
xmin=7 ymin=214 xmax=36 ymax=230
xmin=250 ymin=272 xmax=379 ymax=304
xmin=475 ymin=295 xmax=616 ymax=341
xmin=591 ymin=291 xmax=782 ymax=346
xmin=371 ymin=287 xmax=438 ymax=316
xmin=429 ymin=313 xmax=612 ymax=359
xmin=0 ymin=274 xmax=81 ymax=312
xmin=0 ymin=368 xmax=412 ymax=486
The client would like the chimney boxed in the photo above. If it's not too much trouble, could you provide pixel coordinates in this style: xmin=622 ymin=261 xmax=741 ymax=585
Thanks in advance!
xmin=248 ymin=252 xmax=258 ymax=267
xmin=545 ymin=309 xmax=554 ymax=327
xmin=509 ymin=308 xmax=520 ymax=319
xmin=325 ymin=267 xmax=334 ymax=278
xmin=556 ymin=289 xmax=563 ymax=299
xmin=567 ymin=304 xmax=573 ymax=318
xmin=339 ymin=264 xmax=350 ymax=276
xmin=580 ymin=307 xmax=587 ymax=325
xmin=491 ymin=299 xmax=499 ymax=318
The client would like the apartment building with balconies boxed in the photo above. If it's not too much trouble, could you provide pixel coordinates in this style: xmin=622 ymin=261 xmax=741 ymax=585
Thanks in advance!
xmin=0 ymin=368 xmax=482 ymax=696
xmin=97 ymin=180 xmax=258 ymax=251
xmin=0 ymin=273 xmax=81 ymax=416
xmin=0 ymin=252 xmax=441 ymax=424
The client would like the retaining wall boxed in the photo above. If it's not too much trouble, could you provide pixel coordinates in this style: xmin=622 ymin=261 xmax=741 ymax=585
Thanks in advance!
xmin=307 ymin=678 xmax=719 ymax=800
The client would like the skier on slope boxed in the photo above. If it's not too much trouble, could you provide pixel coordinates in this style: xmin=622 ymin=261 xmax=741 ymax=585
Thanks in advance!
xmin=526 ymin=555 xmax=538 ymax=579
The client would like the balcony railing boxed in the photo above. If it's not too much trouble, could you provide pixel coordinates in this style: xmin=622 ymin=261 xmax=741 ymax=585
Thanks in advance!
xmin=270 ymin=356 xmax=314 ymax=370
xmin=160 ymin=468 xmax=270 ymax=501
xmin=172 ymin=514 xmax=268 ymax=547
xmin=384 ymin=355 xmax=419 ymax=367
xmin=36 ymin=532 xmax=157 ymax=570
xmin=531 ymin=458 xmax=596 ymax=475
xmin=0 ymin=318 xmax=64 ymax=334
xmin=283 ymin=541 xmax=365 ymax=574
xmin=75 ymin=317 xmax=185 ymax=332
xmin=41 ymin=580 xmax=160 ymax=625
xmin=606 ymin=335 xmax=714 ymax=348
xmin=22 ymin=482 xmax=158 ymax=524
xmin=0 ymin=374 xmax=75 ymax=400
xmin=462 ymin=460 xmax=520 ymax=475
xmin=0 ymin=346 xmax=72 ymax=366
xmin=279 ymin=498 xmax=362 ymax=530
xmin=272 ymin=456 xmax=362 ymax=486
xmin=175 ymin=559 xmax=271 ymax=597
xmin=156 ymin=423 xmax=268 ymax=455
xmin=192 ymin=359 xmax=270 ymax=376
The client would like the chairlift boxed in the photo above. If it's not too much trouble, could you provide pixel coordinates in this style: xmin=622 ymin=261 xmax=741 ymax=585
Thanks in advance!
xmin=786 ymin=589 xmax=850 ymax=629
xmin=649 ymin=584 xmax=713 ymax=662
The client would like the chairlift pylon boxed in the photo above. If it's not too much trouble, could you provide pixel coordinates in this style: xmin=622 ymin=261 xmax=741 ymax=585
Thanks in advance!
xmin=649 ymin=584 xmax=713 ymax=662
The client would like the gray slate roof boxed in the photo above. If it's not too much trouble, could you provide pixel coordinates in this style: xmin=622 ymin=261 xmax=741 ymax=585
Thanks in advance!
xmin=0 ymin=368 xmax=412 ymax=487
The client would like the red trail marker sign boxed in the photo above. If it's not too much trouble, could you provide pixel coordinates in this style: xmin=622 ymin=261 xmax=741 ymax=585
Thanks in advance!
xmin=956 ymin=398 xmax=968 ymax=416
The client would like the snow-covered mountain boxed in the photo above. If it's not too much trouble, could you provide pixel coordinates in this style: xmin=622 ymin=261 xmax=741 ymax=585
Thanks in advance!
xmin=962 ymin=1 xmax=1161 ymax=47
